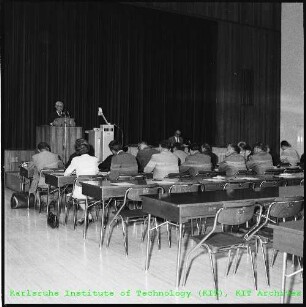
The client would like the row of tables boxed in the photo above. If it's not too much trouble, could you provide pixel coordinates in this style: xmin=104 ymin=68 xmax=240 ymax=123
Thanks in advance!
xmin=19 ymin=166 xmax=304 ymax=300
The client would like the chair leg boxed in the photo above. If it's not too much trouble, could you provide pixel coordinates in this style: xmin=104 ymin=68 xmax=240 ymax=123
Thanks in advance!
xmin=154 ymin=218 xmax=161 ymax=250
xmin=122 ymin=218 xmax=128 ymax=256
xmin=248 ymin=246 xmax=257 ymax=290
xmin=270 ymin=249 xmax=278 ymax=267
xmin=259 ymin=240 xmax=270 ymax=286
xmin=233 ymin=248 xmax=240 ymax=275
xmin=73 ymin=201 xmax=78 ymax=230
xmin=106 ymin=219 xmax=117 ymax=248
xmin=225 ymin=249 xmax=232 ymax=277
xmin=208 ymin=251 xmax=218 ymax=300
xmin=166 ymin=222 xmax=172 ymax=248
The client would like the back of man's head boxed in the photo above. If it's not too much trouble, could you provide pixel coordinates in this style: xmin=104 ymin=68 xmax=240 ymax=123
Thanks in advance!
xmin=173 ymin=142 xmax=182 ymax=151
xmin=75 ymin=138 xmax=90 ymax=155
xmin=37 ymin=142 xmax=51 ymax=151
xmin=159 ymin=140 xmax=171 ymax=150
xmin=189 ymin=143 xmax=200 ymax=152
xmin=109 ymin=140 xmax=122 ymax=153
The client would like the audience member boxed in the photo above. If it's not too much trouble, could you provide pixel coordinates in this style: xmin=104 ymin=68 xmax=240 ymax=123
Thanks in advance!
xmin=280 ymin=140 xmax=300 ymax=166
xmin=98 ymin=154 xmax=114 ymax=172
xmin=168 ymin=130 xmax=184 ymax=146
xmin=180 ymin=143 xmax=212 ymax=173
xmin=28 ymin=142 xmax=64 ymax=195
xmin=172 ymin=142 xmax=188 ymax=165
xmin=65 ymin=138 xmax=95 ymax=168
xmin=218 ymin=143 xmax=247 ymax=176
xmin=238 ymin=141 xmax=252 ymax=161
xmin=144 ymin=140 xmax=179 ymax=180
xmin=109 ymin=140 xmax=138 ymax=179
xmin=136 ymin=141 xmax=159 ymax=173
xmin=246 ymin=142 xmax=273 ymax=174
xmin=64 ymin=139 xmax=99 ymax=224
xmin=265 ymin=144 xmax=280 ymax=166
xmin=201 ymin=143 xmax=218 ymax=170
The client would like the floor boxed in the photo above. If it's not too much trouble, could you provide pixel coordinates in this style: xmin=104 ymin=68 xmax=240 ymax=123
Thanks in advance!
xmin=3 ymin=188 xmax=303 ymax=304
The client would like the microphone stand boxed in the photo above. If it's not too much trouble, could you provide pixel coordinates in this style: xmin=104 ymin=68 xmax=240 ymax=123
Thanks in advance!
xmin=63 ymin=113 xmax=68 ymax=164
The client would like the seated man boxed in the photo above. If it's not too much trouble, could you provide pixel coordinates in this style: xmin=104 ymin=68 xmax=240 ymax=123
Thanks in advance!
xmin=180 ymin=143 xmax=212 ymax=173
xmin=201 ymin=143 xmax=218 ymax=170
xmin=247 ymin=142 xmax=273 ymax=175
xmin=136 ymin=141 xmax=159 ymax=173
xmin=98 ymin=154 xmax=114 ymax=172
xmin=280 ymin=140 xmax=300 ymax=166
xmin=28 ymin=142 xmax=64 ymax=195
xmin=218 ymin=143 xmax=247 ymax=176
xmin=144 ymin=140 xmax=179 ymax=180
xmin=172 ymin=142 xmax=188 ymax=165
xmin=109 ymin=140 xmax=138 ymax=179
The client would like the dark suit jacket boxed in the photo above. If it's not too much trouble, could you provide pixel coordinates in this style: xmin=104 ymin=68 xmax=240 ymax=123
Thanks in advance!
xmin=49 ymin=111 xmax=67 ymax=124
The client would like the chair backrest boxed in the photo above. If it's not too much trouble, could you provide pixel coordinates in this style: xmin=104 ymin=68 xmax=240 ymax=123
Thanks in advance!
xmin=223 ymin=182 xmax=251 ymax=190
xmin=264 ymin=168 xmax=284 ymax=175
xmin=259 ymin=180 xmax=287 ymax=188
xmin=283 ymin=167 xmax=302 ymax=174
xmin=233 ymin=169 xmax=249 ymax=176
xmin=217 ymin=201 xmax=255 ymax=226
xmin=126 ymin=186 xmax=165 ymax=202
xmin=169 ymin=184 xmax=202 ymax=194
xmin=268 ymin=199 xmax=304 ymax=219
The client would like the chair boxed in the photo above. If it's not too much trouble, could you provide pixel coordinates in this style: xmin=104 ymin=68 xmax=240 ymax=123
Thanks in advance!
xmin=106 ymin=186 xmax=164 ymax=256
xmin=35 ymin=168 xmax=59 ymax=213
xmin=283 ymin=167 xmax=303 ymax=174
xmin=259 ymin=180 xmax=287 ymax=189
xmin=65 ymin=176 xmax=102 ymax=239
xmin=264 ymin=168 xmax=284 ymax=175
xmin=250 ymin=197 xmax=304 ymax=286
xmin=223 ymin=182 xmax=251 ymax=190
xmin=181 ymin=201 xmax=260 ymax=298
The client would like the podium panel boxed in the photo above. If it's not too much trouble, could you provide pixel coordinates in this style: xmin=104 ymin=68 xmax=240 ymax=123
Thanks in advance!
xmin=36 ymin=125 xmax=83 ymax=163
xmin=86 ymin=125 xmax=114 ymax=162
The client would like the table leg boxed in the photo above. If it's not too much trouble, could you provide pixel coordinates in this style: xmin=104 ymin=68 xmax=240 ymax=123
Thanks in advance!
xmin=176 ymin=223 xmax=183 ymax=288
xmin=99 ymin=200 xmax=105 ymax=248
xmin=145 ymin=214 xmax=151 ymax=271
xmin=83 ymin=197 xmax=88 ymax=240
xmin=57 ymin=187 xmax=61 ymax=221
xmin=47 ymin=185 xmax=50 ymax=216
xmin=281 ymin=252 xmax=287 ymax=304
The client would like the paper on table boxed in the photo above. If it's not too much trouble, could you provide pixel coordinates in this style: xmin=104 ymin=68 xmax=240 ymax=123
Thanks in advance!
xmin=111 ymin=182 xmax=136 ymax=186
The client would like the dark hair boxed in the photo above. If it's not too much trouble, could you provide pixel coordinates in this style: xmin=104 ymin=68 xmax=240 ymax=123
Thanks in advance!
xmin=122 ymin=145 xmax=129 ymax=152
xmin=253 ymin=142 xmax=266 ymax=151
xmin=189 ymin=143 xmax=200 ymax=151
xmin=238 ymin=141 xmax=251 ymax=151
xmin=173 ymin=142 xmax=182 ymax=150
xmin=228 ymin=143 xmax=240 ymax=154
xmin=109 ymin=140 xmax=122 ymax=152
xmin=37 ymin=142 xmax=51 ymax=151
xmin=159 ymin=140 xmax=171 ymax=149
xmin=201 ymin=143 xmax=212 ymax=153
xmin=281 ymin=140 xmax=291 ymax=147
xmin=75 ymin=138 xmax=89 ymax=155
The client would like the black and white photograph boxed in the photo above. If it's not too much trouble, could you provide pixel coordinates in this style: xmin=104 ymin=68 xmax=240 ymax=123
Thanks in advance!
xmin=1 ymin=1 xmax=304 ymax=304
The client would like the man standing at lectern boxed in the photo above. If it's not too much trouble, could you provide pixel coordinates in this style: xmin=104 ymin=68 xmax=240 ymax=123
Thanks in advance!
xmin=49 ymin=101 xmax=66 ymax=125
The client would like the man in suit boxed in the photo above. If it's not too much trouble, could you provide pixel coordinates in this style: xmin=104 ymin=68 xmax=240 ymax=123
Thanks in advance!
xmin=168 ymin=130 xmax=184 ymax=146
xmin=136 ymin=141 xmax=159 ymax=173
xmin=49 ymin=101 xmax=67 ymax=125
xmin=28 ymin=142 xmax=64 ymax=194
xmin=247 ymin=142 xmax=273 ymax=174
xmin=144 ymin=140 xmax=179 ymax=180
xmin=180 ymin=143 xmax=212 ymax=173
xmin=109 ymin=140 xmax=138 ymax=180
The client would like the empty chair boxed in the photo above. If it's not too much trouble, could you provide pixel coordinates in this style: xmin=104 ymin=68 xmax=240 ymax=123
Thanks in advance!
xmin=250 ymin=198 xmax=304 ymax=286
xmin=181 ymin=201 xmax=260 ymax=298
xmin=106 ymin=186 xmax=164 ymax=256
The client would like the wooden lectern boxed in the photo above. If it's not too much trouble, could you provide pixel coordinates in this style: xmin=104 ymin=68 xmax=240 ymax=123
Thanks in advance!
xmin=36 ymin=125 xmax=83 ymax=163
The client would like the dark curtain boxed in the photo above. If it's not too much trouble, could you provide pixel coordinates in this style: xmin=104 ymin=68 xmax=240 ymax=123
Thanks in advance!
xmin=3 ymin=1 xmax=217 ymax=149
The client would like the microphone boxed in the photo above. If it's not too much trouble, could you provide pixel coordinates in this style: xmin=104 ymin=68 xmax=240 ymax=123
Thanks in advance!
xmin=98 ymin=107 xmax=111 ymax=125
xmin=65 ymin=111 xmax=70 ymax=118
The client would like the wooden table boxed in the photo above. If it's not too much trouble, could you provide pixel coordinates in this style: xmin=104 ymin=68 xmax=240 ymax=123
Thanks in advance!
xmin=141 ymin=186 xmax=304 ymax=287
xmin=270 ymin=220 xmax=304 ymax=304
xmin=81 ymin=179 xmax=158 ymax=246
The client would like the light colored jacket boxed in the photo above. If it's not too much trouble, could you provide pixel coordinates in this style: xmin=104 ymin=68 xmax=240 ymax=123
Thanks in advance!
xmin=144 ymin=150 xmax=179 ymax=180
xmin=218 ymin=152 xmax=247 ymax=176
xmin=247 ymin=152 xmax=273 ymax=174
xmin=64 ymin=154 xmax=99 ymax=199
xmin=180 ymin=152 xmax=212 ymax=172
xmin=280 ymin=147 xmax=300 ymax=166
